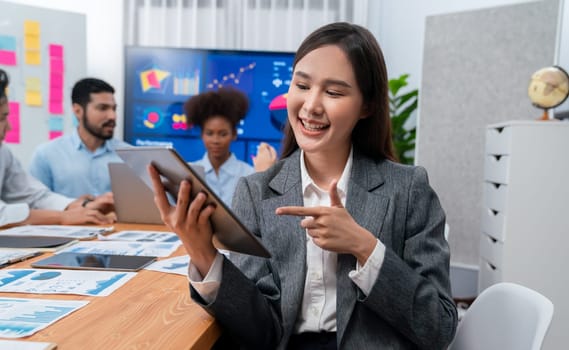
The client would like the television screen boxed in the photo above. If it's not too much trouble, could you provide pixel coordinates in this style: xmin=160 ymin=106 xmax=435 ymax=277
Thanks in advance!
xmin=124 ymin=46 xmax=295 ymax=164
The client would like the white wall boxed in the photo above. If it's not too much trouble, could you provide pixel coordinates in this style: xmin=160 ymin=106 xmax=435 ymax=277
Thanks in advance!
xmin=556 ymin=0 xmax=569 ymax=112
xmin=2 ymin=0 xmax=125 ymax=139
xmin=5 ymin=0 xmax=566 ymax=140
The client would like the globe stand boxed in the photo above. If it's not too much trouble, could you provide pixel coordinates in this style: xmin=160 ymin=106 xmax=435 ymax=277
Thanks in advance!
xmin=538 ymin=109 xmax=550 ymax=121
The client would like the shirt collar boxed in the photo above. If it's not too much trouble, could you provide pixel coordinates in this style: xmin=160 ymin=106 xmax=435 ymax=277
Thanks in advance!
xmin=71 ymin=128 xmax=83 ymax=150
xmin=300 ymin=147 xmax=353 ymax=197
xmin=72 ymin=128 xmax=113 ymax=152
xmin=200 ymin=152 xmax=241 ymax=175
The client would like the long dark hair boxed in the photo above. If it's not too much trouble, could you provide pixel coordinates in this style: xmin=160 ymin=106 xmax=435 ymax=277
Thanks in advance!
xmin=281 ymin=22 xmax=396 ymax=162
xmin=0 ymin=69 xmax=9 ymax=103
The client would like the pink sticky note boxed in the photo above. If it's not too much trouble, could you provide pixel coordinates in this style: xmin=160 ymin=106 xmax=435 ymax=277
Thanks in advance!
xmin=0 ymin=50 xmax=16 ymax=66
xmin=49 ymin=101 xmax=63 ymax=114
xmin=50 ymin=58 xmax=64 ymax=73
xmin=5 ymin=102 xmax=20 ymax=143
xmin=50 ymin=73 xmax=63 ymax=88
xmin=49 ymin=44 xmax=63 ymax=58
xmin=49 ymin=131 xmax=63 ymax=140
xmin=50 ymin=87 xmax=63 ymax=102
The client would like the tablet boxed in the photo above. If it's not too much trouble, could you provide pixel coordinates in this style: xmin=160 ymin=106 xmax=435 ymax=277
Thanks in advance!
xmin=31 ymin=252 xmax=157 ymax=272
xmin=116 ymin=147 xmax=271 ymax=258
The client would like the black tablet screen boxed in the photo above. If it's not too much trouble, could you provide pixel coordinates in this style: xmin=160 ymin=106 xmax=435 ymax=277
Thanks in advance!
xmin=31 ymin=252 xmax=157 ymax=271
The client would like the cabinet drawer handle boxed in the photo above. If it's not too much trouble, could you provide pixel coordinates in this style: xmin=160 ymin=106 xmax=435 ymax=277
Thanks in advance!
xmin=491 ymin=182 xmax=502 ymax=189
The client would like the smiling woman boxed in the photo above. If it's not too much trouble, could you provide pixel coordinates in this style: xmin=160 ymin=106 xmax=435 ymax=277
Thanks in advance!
xmin=147 ymin=22 xmax=457 ymax=350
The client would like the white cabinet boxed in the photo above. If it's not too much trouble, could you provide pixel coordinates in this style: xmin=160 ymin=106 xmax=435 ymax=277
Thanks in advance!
xmin=479 ymin=120 xmax=569 ymax=350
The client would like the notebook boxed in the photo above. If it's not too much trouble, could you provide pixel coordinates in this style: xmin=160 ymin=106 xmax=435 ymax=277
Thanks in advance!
xmin=109 ymin=162 xmax=206 ymax=225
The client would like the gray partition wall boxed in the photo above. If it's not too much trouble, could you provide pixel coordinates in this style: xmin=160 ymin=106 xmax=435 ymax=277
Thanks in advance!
xmin=417 ymin=0 xmax=561 ymax=266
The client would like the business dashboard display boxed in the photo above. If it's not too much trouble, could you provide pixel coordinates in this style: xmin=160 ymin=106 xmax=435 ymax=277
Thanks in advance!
xmin=124 ymin=46 xmax=295 ymax=163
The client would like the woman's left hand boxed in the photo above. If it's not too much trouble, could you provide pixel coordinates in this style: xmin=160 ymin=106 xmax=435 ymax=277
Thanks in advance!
xmin=275 ymin=180 xmax=377 ymax=265
xmin=147 ymin=164 xmax=217 ymax=276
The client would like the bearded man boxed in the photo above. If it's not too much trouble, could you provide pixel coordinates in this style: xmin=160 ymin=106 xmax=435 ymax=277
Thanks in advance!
xmin=29 ymin=78 xmax=130 ymax=198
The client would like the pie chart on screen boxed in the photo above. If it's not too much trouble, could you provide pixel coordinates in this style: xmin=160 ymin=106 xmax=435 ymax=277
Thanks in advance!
xmin=269 ymin=93 xmax=288 ymax=131
xmin=143 ymin=108 xmax=163 ymax=129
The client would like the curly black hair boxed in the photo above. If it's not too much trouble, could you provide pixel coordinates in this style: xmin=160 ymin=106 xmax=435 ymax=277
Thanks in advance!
xmin=0 ymin=69 xmax=9 ymax=101
xmin=184 ymin=87 xmax=249 ymax=130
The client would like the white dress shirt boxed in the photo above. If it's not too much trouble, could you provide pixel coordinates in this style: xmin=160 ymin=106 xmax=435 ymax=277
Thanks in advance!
xmin=0 ymin=145 xmax=73 ymax=226
xmin=189 ymin=147 xmax=386 ymax=334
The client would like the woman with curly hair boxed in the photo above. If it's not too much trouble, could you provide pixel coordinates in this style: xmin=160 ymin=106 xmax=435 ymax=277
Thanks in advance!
xmin=185 ymin=88 xmax=275 ymax=207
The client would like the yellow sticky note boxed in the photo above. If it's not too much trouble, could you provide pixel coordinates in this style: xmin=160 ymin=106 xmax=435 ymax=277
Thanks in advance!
xmin=24 ymin=35 xmax=40 ymax=50
xmin=25 ymin=50 xmax=41 ymax=65
xmin=25 ymin=91 xmax=42 ymax=106
xmin=24 ymin=20 xmax=40 ymax=35
xmin=25 ymin=77 xmax=41 ymax=92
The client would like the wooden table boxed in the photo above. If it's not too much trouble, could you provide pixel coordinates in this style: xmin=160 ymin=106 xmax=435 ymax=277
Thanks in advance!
xmin=0 ymin=223 xmax=221 ymax=349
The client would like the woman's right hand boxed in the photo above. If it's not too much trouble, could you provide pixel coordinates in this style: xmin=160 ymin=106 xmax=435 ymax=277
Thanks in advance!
xmin=148 ymin=164 xmax=217 ymax=276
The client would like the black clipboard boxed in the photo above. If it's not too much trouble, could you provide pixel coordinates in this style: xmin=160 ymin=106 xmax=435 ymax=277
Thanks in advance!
xmin=116 ymin=147 xmax=271 ymax=258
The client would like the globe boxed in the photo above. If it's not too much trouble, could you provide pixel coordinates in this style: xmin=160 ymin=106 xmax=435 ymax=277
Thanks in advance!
xmin=528 ymin=66 xmax=569 ymax=120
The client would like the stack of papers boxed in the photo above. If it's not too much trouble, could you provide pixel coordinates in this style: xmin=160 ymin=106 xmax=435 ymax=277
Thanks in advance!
xmin=100 ymin=230 xmax=179 ymax=243
xmin=0 ymin=340 xmax=57 ymax=350
xmin=57 ymin=241 xmax=180 ymax=257
xmin=0 ymin=225 xmax=113 ymax=240
xmin=0 ymin=249 xmax=41 ymax=268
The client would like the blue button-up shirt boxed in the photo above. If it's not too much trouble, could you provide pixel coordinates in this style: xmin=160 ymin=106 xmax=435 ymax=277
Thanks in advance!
xmin=29 ymin=128 xmax=130 ymax=198
xmin=191 ymin=152 xmax=254 ymax=207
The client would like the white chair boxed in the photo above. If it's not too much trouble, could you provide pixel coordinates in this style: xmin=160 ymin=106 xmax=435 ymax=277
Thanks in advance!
xmin=448 ymin=282 xmax=554 ymax=350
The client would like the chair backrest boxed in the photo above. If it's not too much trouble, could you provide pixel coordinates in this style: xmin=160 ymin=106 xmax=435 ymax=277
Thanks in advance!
xmin=448 ymin=282 xmax=554 ymax=350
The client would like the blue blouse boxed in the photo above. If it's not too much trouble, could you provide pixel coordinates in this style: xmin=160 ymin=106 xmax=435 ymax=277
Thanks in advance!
xmin=191 ymin=153 xmax=254 ymax=207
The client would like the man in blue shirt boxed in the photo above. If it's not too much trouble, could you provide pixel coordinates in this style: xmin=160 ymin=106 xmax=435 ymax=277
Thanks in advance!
xmin=29 ymin=78 xmax=130 ymax=198
xmin=0 ymin=69 xmax=114 ymax=227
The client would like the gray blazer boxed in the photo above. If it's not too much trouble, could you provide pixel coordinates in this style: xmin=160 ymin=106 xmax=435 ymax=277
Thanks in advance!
xmin=191 ymin=149 xmax=457 ymax=349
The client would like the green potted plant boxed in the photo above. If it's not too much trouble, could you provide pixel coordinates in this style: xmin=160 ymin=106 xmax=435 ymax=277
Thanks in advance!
xmin=389 ymin=74 xmax=418 ymax=165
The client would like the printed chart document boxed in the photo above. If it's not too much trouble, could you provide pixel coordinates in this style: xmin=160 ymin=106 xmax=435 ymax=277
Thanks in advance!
xmin=0 ymin=249 xmax=42 ymax=267
xmin=57 ymin=241 xmax=180 ymax=257
xmin=0 ymin=225 xmax=113 ymax=240
xmin=146 ymin=255 xmax=189 ymax=276
xmin=0 ymin=297 xmax=88 ymax=338
xmin=0 ymin=340 xmax=57 ymax=349
xmin=100 ymin=230 xmax=180 ymax=243
xmin=0 ymin=269 xmax=136 ymax=297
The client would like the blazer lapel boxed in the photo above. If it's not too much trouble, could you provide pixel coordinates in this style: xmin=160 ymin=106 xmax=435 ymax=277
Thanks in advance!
xmin=336 ymin=152 xmax=390 ymax=342
xmin=267 ymin=151 xmax=307 ymax=340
